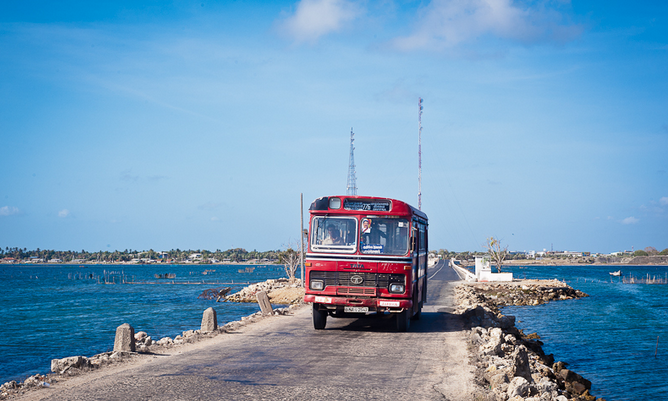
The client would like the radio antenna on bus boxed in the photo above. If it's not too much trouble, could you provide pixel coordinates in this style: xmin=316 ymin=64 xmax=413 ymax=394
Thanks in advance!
xmin=346 ymin=128 xmax=357 ymax=196
xmin=418 ymin=98 xmax=423 ymax=210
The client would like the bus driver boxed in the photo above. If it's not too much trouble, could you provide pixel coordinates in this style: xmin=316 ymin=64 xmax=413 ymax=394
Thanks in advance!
xmin=323 ymin=225 xmax=343 ymax=245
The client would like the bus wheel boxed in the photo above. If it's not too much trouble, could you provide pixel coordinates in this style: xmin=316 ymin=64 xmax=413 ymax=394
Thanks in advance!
xmin=313 ymin=304 xmax=327 ymax=330
xmin=396 ymin=309 xmax=411 ymax=332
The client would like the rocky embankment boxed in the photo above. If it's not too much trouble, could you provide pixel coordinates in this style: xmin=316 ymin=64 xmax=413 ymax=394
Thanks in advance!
xmin=456 ymin=281 xmax=603 ymax=401
xmin=224 ymin=278 xmax=305 ymax=304
xmin=0 ymin=279 xmax=305 ymax=400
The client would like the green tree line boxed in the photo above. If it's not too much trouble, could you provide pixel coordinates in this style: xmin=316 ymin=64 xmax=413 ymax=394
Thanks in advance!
xmin=0 ymin=247 xmax=281 ymax=263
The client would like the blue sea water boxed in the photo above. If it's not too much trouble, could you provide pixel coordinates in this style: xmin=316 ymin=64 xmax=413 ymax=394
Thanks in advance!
xmin=504 ymin=265 xmax=668 ymax=401
xmin=3 ymin=263 xmax=666 ymax=400
xmin=0 ymin=264 xmax=296 ymax=384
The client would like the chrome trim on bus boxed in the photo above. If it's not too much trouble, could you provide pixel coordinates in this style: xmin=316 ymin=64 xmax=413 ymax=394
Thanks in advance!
xmin=306 ymin=253 xmax=412 ymax=263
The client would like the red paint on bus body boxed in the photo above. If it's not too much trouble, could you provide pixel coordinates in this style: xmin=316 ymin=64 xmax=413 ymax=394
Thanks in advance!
xmin=304 ymin=195 xmax=428 ymax=331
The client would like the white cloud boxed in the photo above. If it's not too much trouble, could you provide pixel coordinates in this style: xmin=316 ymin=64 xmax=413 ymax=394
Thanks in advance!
xmin=0 ymin=206 xmax=20 ymax=216
xmin=279 ymin=0 xmax=363 ymax=43
xmin=391 ymin=0 xmax=582 ymax=51
xmin=58 ymin=209 xmax=70 ymax=218
xmin=660 ymin=197 xmax=668 ymax=206
xmin=621 ymin=216 xmax=639 ymax=225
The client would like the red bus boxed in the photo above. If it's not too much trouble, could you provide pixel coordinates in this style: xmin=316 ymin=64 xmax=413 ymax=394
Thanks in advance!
xmin=303 ymin=195 xmax=428 ymax=331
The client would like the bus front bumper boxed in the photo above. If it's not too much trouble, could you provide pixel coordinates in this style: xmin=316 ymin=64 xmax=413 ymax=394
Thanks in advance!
xmin=304 ymin=294 xmax=412 ymax=312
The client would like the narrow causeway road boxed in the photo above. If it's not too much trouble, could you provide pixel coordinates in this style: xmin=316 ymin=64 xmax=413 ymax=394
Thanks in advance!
xmin=22 ymin=260 xmax=476 ymax=401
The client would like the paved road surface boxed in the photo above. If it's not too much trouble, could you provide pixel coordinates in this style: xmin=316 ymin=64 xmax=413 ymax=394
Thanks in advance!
xmin=22 ymin=260 xmax=476 ymax=401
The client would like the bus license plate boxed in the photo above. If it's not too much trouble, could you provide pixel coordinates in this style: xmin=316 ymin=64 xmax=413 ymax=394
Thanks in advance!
xmin=344 ymin=306 xmax=368 ymax=313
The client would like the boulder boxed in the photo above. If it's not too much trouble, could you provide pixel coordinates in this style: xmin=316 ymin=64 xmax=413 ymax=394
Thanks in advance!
xmin=51 ymin=355 xmax=89 ymax=373
xmin=22 ymin=375 xmax=42 ymax=388
xmin=488 ymin=372 xmax=510 ymax=392
xmin=462 ymin=305 xmax=488 ymax=326
xmin=509 ymin=345 xmax=532 ymax=381
xmin=500 ymin=342 xmax=514 ymax=355
xmin=557 ymin=368 xmax=591 ymax=394
xmin=157 ymin=337 xmax=173 ymax=346
xmin=481 ymin=328 xmax=505 ymax=356
xmin=507 ymin=376 xmax=531 ymax=398
xmin=552 ymin=361 xmax=566 ymax=371
xmin=504 ymin=333 xmax=518 ymax=345
xmin=533 ymin=362 xmax=556 ymax=380
xmin=567 ymin=380 xmax=587 ymax=395
xmin=498 ymin=314 xmax=516 ymax=329
xmin=134 ymin=331 xmax=148 ymax=341
xmin=0 ymin=381 xmax=18 ymax=391
xmin=110 ymin=351 xmax=125 ymax=360
xmin=535 ymin=377 xmax=558 ymax=394
xmin=470 ymin=330 xmax=484 ymax=345
xmin=89 ymin=354 xmax=110 ymax=367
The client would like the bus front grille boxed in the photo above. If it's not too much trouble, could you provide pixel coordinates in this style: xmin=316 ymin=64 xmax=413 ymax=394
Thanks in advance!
xmin=310 ymin=271 xmax=404 ymax=289
xmin=337 ymin=287 xmax=376 ymax=296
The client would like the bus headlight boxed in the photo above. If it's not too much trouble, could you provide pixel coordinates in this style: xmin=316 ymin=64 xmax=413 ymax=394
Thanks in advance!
xmin=389 ymin=283 xmax=405 ymax=293
xmin=311 ymin=280 xmax=324 ymax=290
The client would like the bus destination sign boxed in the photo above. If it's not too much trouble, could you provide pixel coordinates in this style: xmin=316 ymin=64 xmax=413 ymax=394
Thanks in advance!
xmin=343 ymin=199 xmax=391 ymax=212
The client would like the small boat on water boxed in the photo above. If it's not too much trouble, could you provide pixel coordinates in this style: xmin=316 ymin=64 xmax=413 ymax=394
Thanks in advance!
xmin=610 ymin=270 xmax=622 ymax=276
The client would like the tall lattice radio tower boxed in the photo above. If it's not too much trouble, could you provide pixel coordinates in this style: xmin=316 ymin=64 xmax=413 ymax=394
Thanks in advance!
xmin=418 ymin=98 xmax=423 ymax=210
xmin=346 ymin=128 xmax=357 ymax=196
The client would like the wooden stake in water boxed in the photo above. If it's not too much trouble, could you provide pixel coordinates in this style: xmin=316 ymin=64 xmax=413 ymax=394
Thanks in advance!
xmin=656 ymin=336 xmax=660 ymax=358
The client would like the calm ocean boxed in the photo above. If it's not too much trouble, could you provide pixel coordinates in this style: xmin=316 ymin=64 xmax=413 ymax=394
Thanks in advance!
xmin=0 ymin=263 xmax=295 ymax=384
xmin=504 ymin=264 xmax=668 ymax=401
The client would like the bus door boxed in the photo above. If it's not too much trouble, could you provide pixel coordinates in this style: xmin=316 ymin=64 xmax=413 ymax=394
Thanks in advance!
xmin=411 ymin=221 xmax=420 ymax=312
xmin=412 ymin=220 xmax=427 ymax=311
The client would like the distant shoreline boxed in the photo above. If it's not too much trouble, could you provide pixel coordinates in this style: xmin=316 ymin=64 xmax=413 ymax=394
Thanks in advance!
xmin=4 ymin=255 xmax=668 ymax=267
xmin=458 ymin=255 xmax=668 ymax=267
xmin=0 ymin=261 xmax=281 ymax=266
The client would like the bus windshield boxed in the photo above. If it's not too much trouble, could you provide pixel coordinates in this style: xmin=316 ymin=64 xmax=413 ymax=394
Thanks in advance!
xmin=360 ymin=218 xmax=410 ymax=255
xmin=311 ymin=217 xmax=358 ymax=253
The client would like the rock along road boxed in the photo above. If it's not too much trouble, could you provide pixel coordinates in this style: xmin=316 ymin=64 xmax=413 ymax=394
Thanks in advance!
xmin=21 ymin=260 xmax=477 ymax=401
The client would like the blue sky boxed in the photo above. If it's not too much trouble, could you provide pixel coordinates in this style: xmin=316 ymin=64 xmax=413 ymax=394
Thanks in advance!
xmin=1 ymin=0 xmax=666 ymax=254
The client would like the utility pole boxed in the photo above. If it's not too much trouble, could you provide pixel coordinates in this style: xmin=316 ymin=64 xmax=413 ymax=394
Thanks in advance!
xmin=300 ymin=193 xmax=305 ymax=288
